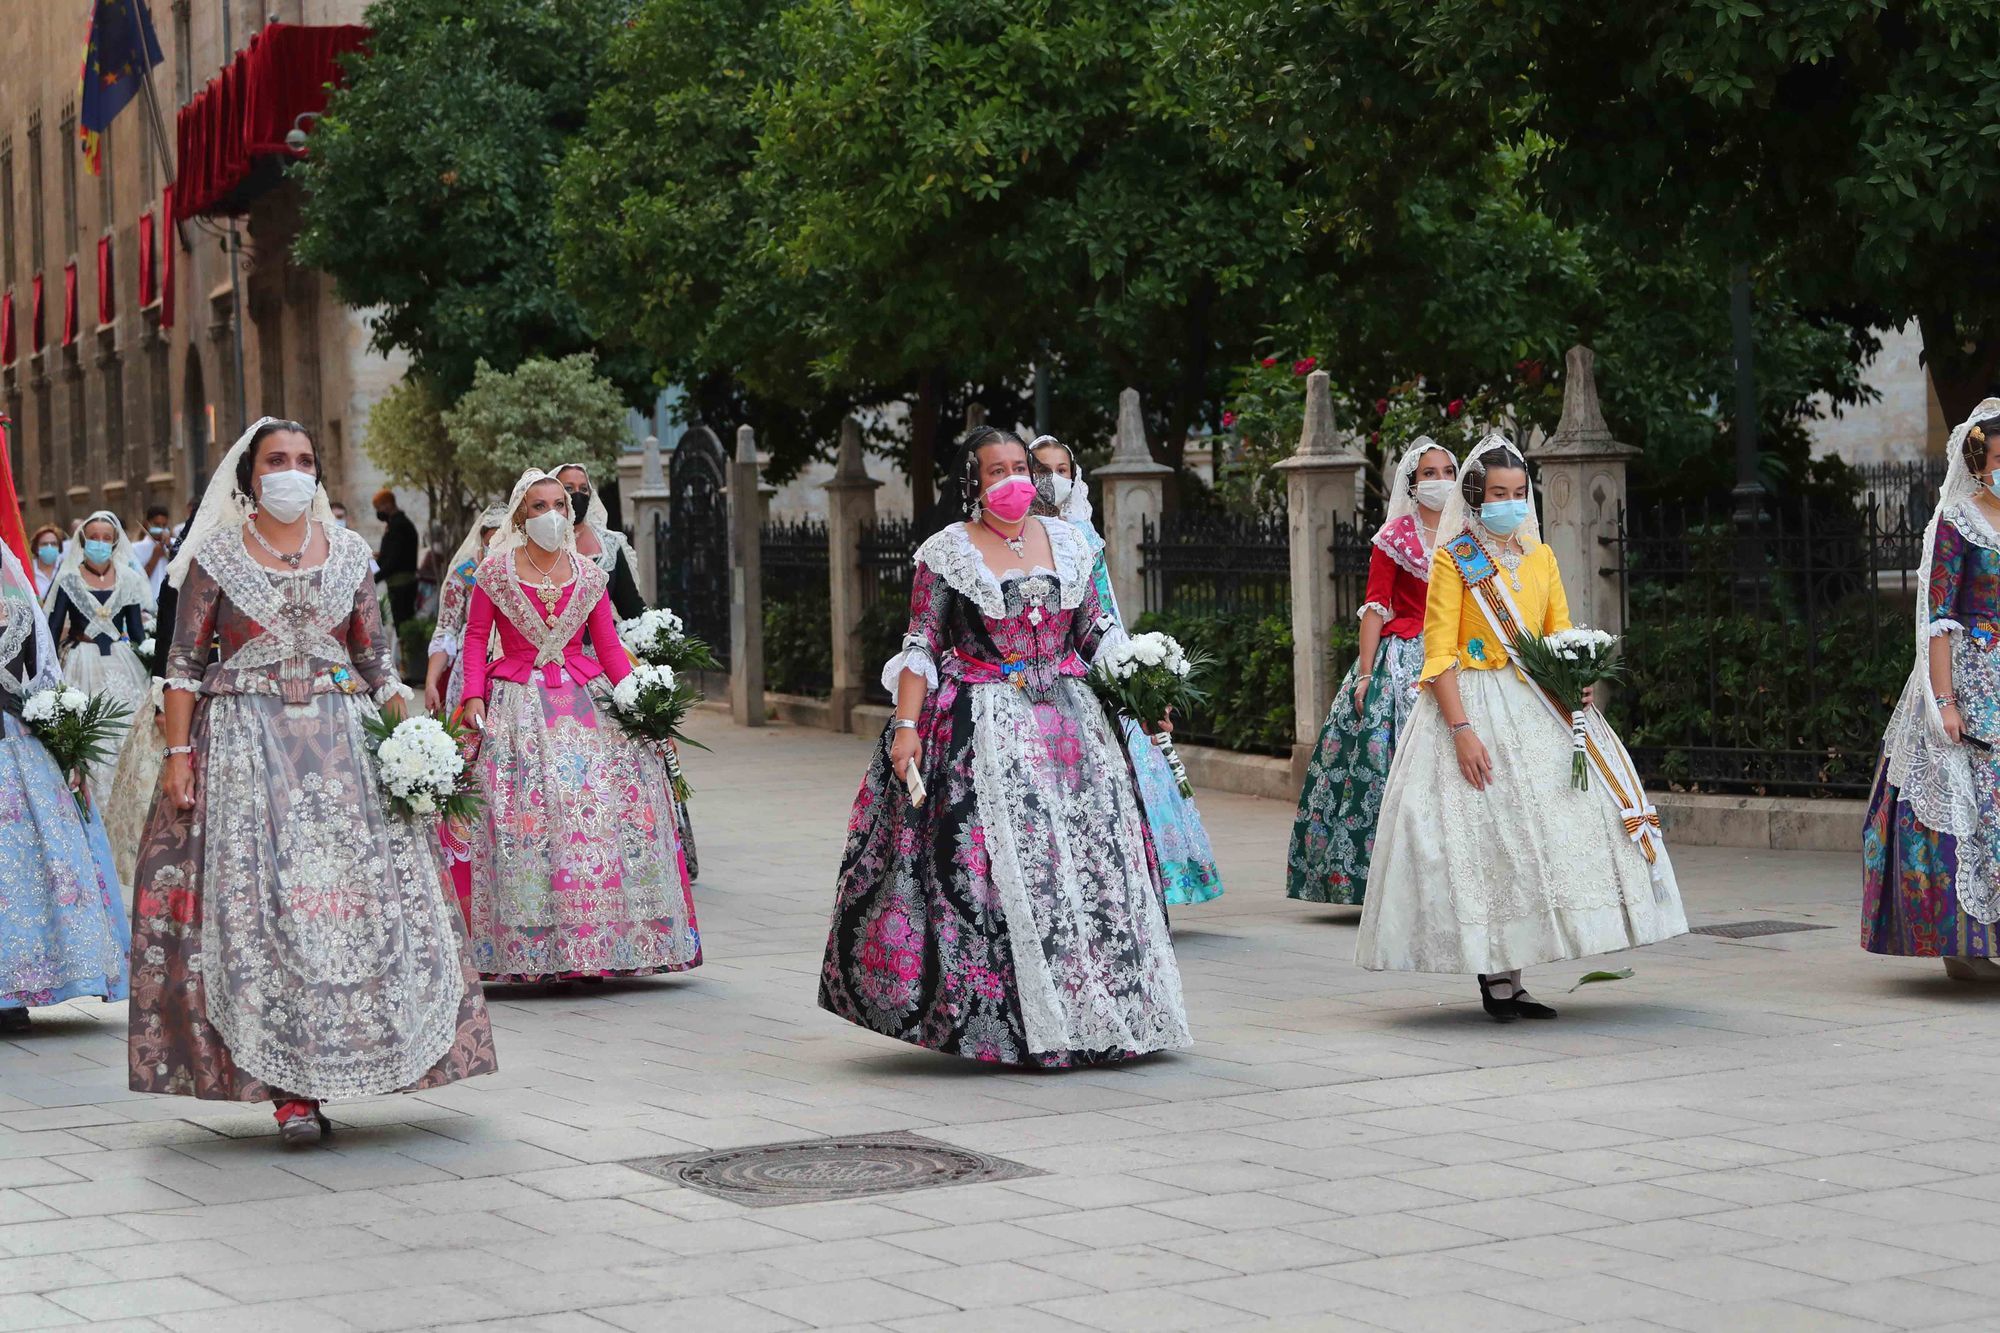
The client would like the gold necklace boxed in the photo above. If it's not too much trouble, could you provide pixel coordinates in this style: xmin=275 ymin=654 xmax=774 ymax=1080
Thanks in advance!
xmin=521 ymin=548 xmax=566 ymax=616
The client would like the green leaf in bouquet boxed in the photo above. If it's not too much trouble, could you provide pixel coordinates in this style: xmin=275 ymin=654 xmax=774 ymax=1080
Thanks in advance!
xmin=1566 ymin=968 xmax=1635 ymax=993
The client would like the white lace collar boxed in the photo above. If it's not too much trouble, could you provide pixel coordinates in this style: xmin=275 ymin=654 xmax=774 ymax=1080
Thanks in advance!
xmin=914 ymin=518 xmax=1094 ymax=619
xmin=1946 ymin=497 xmax=2000 ymax=553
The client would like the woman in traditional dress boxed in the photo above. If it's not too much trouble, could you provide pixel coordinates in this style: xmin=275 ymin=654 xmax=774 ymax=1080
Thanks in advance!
xmin=423 ymin=504 xmax=507 ymax=922
xmin=1864 ymin=399 xmax=2000 ymax=977
xmin=1030 ymin=434 xmax=1225 ymax=906
xmin=1355 ymin=435 xmax=1686 ymax=1019
xmin=819 ymin=427 xmax=1191 ymax=1067
xmin=102 ymin=683 xmax=167 ymax=891
xmin=554 ymin=463 xmax=646 ymax=619
xmin=423 ymin=505 xmax=508 ymax=718
xmin=1288 ymin=438 xmax=1457 ymax=905
xmin=43 ymin=511 xmax=155 ymax=799
xmin=128 ymin=417 xmax=497 ymax=1143
xmin=554 ymin=460 xmax=700 ymax=878
xmin=0 ymin=543 xmax=130 ymax=1034
xmin=458 ymin=470 xmax=701 ymax=983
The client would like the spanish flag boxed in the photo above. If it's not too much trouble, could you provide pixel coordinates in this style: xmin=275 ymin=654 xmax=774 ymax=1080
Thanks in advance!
xmin=79 ymin=0 xmax=165 ymax=177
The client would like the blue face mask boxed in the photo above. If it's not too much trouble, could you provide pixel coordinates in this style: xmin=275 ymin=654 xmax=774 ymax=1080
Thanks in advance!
xmin=1481 ymin=499 xmax=1530 ymax=535
xmin=36 ymin=543 xmax=60 ymax=565
xmin=83 ymin=539 xmax=115 ymax=566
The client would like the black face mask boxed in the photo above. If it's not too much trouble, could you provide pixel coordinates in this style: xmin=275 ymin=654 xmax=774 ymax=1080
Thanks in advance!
xmin=565 ymin=488 xmax=589 ymax=509
xmin=374 ymin=510 xmax=391 ymax=523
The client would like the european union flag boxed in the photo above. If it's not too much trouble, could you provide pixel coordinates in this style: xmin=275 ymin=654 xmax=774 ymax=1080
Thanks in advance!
xmin=79 ymin=0 xmax=165 ymax=177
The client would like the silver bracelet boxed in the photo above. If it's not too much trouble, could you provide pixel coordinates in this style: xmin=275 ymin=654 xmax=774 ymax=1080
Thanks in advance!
xmin=164 ymin=745 xmax=194 ymax=756
xmin=1937 ymin=695 xmax=1958 ymax=710
xmin=1354 ymin=673 xmax=1374 ymax=681
xmin=1449 ymin=722 xmax=1474 ymax=737
xmin=890 ymin=718 xmax=918 ymax=732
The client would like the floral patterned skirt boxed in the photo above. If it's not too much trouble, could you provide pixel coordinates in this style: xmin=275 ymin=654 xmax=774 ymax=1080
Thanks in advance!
xmin=102 ymin=691 xmax=165 ymax=891
xmin=1862 ymin=759 xmax=2000 ymax=956
xmin=1287 ymin=634 xmax=1424 ymax=905
xmin=820 ymin=676 xmax=1191 ymax=1067
xmin=1122 ymin=718 xmax=1223 ymax=905
xmin=127 ymin=692 xmax=496 ymax=1102
xmin=0 ymin=714 xmax=129 ymax=1010
xmin=467 ymin=675 xmax=700 ymax=982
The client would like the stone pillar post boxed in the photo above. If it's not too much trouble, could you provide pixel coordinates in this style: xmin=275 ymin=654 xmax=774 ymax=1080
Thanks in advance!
xmin=1273 ymin=371 xmax=1369 ymax=788
xmin=1530 ymin=346 xmax=1636 ymax=640
xmin=629 ymin=434 xmax=670 ymax=605
xmin=728 ymin=424 xmax=766 ymax=727
xmin=822 ymin=417 xmax=881 ymax=734
xmin=1094 ymin=388 xmax=1173 ymax=620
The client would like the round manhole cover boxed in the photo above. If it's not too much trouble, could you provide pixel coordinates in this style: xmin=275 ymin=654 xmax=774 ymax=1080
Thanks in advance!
xmin=628 ymin=1132 xmax=1043 ymax=1207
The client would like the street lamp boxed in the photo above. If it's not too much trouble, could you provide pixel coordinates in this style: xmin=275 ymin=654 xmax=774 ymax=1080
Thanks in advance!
xmin=284 ymin=112 xmax=321 ymax=155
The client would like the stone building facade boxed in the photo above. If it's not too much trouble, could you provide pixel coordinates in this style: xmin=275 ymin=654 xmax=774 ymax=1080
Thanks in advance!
xmin=0 ymin=0 xmax=408 ymax=543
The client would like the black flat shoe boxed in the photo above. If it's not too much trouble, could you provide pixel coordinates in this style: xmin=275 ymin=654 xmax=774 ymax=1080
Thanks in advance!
xmin=1509 ymin=991 xmax=1558 ymax=1020
xmin=1476 ymin=975 xmax=1518 ymax=1023
xmin=0 ymin=1009 xmax=29 ymax=1034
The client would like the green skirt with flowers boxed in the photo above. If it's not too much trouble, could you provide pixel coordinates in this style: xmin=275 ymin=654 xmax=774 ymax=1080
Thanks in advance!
xmin=1286 ymin=634 xmax=1424 ymax=904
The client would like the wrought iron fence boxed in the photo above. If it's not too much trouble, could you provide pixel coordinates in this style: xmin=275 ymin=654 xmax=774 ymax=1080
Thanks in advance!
xmin=1139 ymin=511 xmax=1291 ymax=618
xmin=1854 ymin=458 xmax=1946 ymax=519
xmin=760 ymin=519 xmax=831 ymax=698
xmin=1604 ymin=495 xmax=1923 ymax=796
xmin=859 ymin=518 xmax=919 ymax=705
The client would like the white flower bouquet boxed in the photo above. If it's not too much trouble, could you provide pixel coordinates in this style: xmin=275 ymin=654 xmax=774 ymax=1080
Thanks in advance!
xmin=1087 ymin=631 xmax=1210 ymax=798
xmin=362 ymin=712 xmax=481 ymax=821
xmin=605 ymin=662 xmax=708 ymax=802
xmin=618 ymin=607 xmax=721 ymax=673
xmin=1506 ymin=626 xmax=1623 ymax=790
xmin=19 ymin=686 xmax=131 ymax=813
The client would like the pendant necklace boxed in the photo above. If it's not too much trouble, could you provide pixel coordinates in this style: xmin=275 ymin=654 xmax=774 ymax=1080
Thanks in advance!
xmin=522 ymin=549 xmax=566 ymax=616
xmin=249 ymin=517 xmax=313 ymax=570
xmin=980 ymin=515 xmax=1028 ymax=558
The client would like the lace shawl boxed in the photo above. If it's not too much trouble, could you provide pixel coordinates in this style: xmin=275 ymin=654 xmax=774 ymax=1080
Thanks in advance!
xmin=912 ymin=518 xmax=1095 ymax=619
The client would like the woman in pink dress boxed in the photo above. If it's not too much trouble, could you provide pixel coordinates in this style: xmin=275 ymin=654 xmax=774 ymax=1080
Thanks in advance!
xmin=458 ymin=470 xmax=701 ymax=984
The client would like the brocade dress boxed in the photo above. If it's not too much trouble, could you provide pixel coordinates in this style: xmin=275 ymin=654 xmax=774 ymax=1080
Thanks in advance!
xmin=127 ymin=526 xmax=497 ymax=1102
xmin=459 ymin=550 xmax=701 ymax=983
xmin=427 ymin=556 xmax=481 ymax=915
xmin=1287 ymin=513 xmax=1430 ymax=904
xmin=819 ymin=519 xmax=1192 ymax=1067
xmin=1 ymin=600 xmax=130 ymax=1017
xmin=46 ymin=567 xmax=153 ymax=798
xmin=1864 ymin=504 xmax=2000 ymax=956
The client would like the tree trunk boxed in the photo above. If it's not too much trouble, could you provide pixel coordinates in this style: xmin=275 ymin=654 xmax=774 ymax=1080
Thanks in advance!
xmin=1918 ymin=311 xmax=2000 ymax=433
xmin=1164 ymin=278 xmax=1215 ymax=479
xmin=909 ymin=369 xmax=942 ymax=532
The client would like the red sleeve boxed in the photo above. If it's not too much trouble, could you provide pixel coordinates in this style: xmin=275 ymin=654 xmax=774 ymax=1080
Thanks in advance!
xmin=588 ymin=590 xmax=631 ymax=685
xmin=1362 ymin=545 xmax=1397 ymax=612
xmin=460 ymin=585 xmax=495 ymax=704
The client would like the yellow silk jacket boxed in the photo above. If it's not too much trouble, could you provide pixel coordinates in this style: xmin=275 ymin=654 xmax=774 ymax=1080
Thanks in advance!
xmin=1420 ymin=536 xmax=1574 ymax=683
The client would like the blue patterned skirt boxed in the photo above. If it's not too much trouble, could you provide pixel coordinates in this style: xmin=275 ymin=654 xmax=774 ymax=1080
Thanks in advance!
xmin=1121 ymin=718 xmax=1224 ymax=906
xmin=0 ymin=713 xmax=130 ymax=1010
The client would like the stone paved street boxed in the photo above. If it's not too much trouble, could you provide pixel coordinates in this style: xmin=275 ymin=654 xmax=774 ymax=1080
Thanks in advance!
xmin=4 ymin=712 xmax=1995 ymax=1332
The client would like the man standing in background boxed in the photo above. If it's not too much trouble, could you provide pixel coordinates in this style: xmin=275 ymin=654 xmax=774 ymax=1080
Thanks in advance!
xmin=373 ymin=487 xmax=420 ymax=628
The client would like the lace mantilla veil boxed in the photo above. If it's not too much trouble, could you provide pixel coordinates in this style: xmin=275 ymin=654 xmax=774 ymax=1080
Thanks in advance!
xmin=47 ymin=509 xmax=154 ymax=616
xmin=0 ymin=541 xmax=61 ymax=695
xmin=488 ymin=468 xmax=579 ymax=561
xmin=166 ymin=416 xmax=337 ymax=591
xmin=1881 ymin=398 xmax=2000 ymax=910
xmin=448 ymin=504 xmax=510 ymax=577
xmin=1435 ymin=431 xmax=1543 ymax=548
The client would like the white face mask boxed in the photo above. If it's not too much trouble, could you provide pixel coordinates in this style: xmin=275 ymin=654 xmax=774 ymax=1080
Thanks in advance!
xmin=257 ymin=469 xmax=318 ymax=524
xmin=525 ymin=510 xmax=571 ymax=553
xmin=1045 ymin=474 xmax=1075 ymax=506
xmin=1413 ymin=478 xmax=1457 ymax=512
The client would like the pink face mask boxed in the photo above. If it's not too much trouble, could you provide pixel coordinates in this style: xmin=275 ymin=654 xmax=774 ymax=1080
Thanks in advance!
xmin=982 ymin=475 xmax=1036 ymax=523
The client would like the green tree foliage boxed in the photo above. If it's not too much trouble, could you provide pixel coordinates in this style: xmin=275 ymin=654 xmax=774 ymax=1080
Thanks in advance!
xmin=360 ymin=376 xmax=475 ymax=536
xmin=441 ymin=355 xmax=630 ymax=503
xmin=295 ymin=0 xmax=645 ymax=401
xmin=556 ymin=0 xmax=1299 ymax=519
xmin=1376 ymin=0 xmax=2000 ymax=424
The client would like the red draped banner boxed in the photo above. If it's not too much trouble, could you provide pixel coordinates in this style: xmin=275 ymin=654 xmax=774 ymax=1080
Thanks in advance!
xmin=61 ymin=262 xmax=78 ymax=346
xmin=97 ymin=236 xmax=114 ymax=326
xmin=30 ymin=274 xmax=43 ymax=352
xmin=138 ymin=209 xmax=155 ymax=307
xmin=161 ymin=187 xmax=175 ymax=328
xmin=173 ymin=23 xmax=370 ymax=221
xmin=0 ymin=292 xmax=12 ymax=366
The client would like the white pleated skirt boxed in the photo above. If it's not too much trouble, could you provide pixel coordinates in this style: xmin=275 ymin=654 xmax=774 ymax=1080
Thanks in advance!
xmin=1355 ymin=667 xmax=1687 ymax=974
